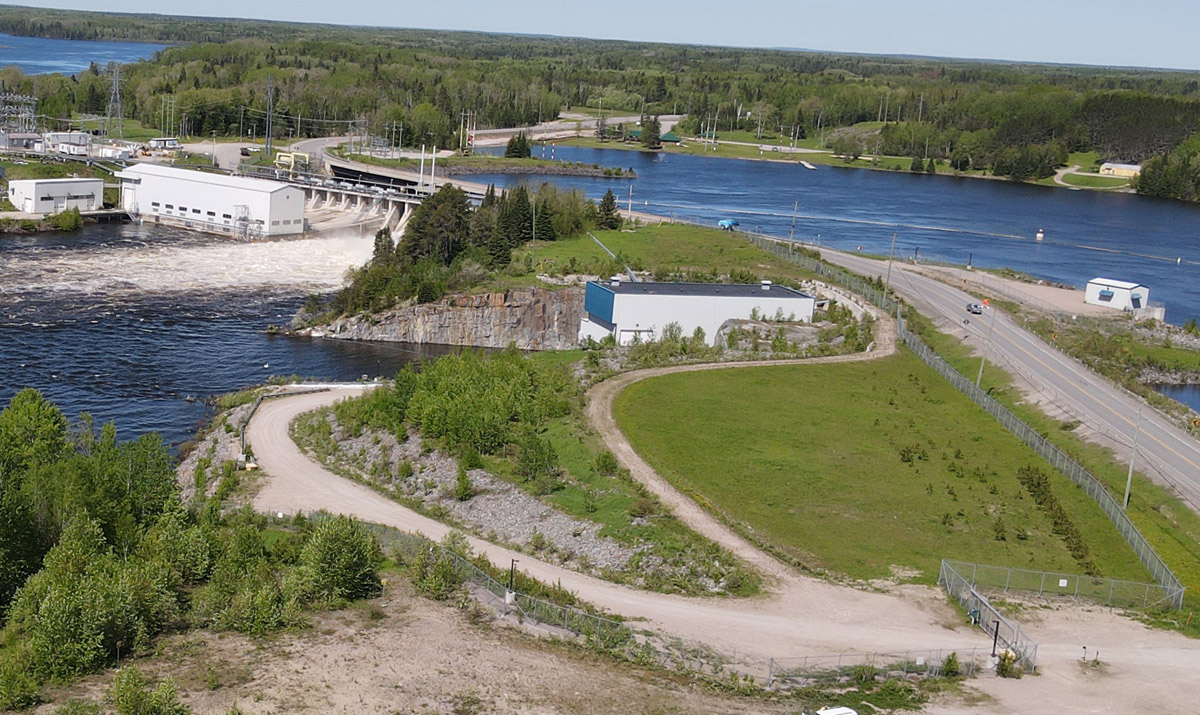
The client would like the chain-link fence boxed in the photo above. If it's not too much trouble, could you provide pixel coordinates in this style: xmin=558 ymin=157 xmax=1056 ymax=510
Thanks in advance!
xmin=740 ymin=231 xmax=1186 ymax=610
xmin=939 ymin=561 xmax=1038 ymax=669
xmin=944 ymin=560 xmax=1185 ymax=610
xmin=767 ymin=647 xmax=984 ymax=689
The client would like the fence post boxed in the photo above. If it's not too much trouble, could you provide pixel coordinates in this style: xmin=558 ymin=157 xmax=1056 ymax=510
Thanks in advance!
xmin=767 ymin=658 xmax=774 ymax=689
xmin=1039 ymin=572 xmax=1046 ymax=596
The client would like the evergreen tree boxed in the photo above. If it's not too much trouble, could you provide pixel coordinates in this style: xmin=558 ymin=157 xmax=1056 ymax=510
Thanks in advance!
xmin=597 ymin=189 xmax=622 ymax=230
xmin=371 ymin=227 xmax=394 ymax=263
xmin=925 ymin=158 xmax=937 ymax=175
xmin=502 ymin=185 xmax=533 ymax=249
xmin=534 ymin=199 xmax=557 ymax=242
xmin=641 ymin=115 xmax=662 ymax=149
xmin=504 ymin=131 xmax=531 ymax=158
xmin=910 ymin=155 xmax=925 ymax=173
xmin=401 ymin=184 xmax=471 ymax=265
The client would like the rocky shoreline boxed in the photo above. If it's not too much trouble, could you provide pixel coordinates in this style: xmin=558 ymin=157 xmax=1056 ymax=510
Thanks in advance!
xmin=294 ymin=287 xmax=584 ymax=351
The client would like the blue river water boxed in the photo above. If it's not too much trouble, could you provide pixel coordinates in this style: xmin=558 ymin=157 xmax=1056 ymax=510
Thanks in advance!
xmin=474 ymin=145 xmax=1200 ymax=326
xmin=0 ymin=33 xmax=164 ymax=74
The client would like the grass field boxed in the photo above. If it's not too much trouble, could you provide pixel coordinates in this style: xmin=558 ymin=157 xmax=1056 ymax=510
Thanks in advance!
xmin=1062 ymin=173 xmax=1130 ymax=189
xmin=903 ymin=310 xmax=1200 ymax=626
xmin=519 ymin=223 xmax=825 ymax=282
xmin=613 ymin=352 xmax=1152 ymax=585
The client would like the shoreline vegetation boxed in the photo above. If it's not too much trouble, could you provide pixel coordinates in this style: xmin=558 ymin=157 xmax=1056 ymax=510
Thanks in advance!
xmin=329 ymin=148 xmax=637 ymax=179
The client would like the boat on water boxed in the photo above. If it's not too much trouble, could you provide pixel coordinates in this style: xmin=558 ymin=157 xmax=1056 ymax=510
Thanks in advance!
xmin=800 ymin=160 xmax=817 ymax=170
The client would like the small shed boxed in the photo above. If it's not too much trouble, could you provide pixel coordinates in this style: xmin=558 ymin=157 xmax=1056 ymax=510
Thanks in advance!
xmin=1085 ymin=277 xmax=1149 ymax=312
xmin=7 ymin=177 xmax=104 ymax=213
xmin=148 ymin=137 xmax=181 ymax=150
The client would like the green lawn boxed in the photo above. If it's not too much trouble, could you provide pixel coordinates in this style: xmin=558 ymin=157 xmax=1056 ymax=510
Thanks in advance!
xmin=521 ymin=223 xmax=823 ymax=282
xmin=904 ymin=310 xmax=1200 ymax=615
xmin=613 ymin=352 xmax=1151 ymax=585
xmin=1062 ymin=173 xmax=1129 ymax=189
xmin=1067 ymin=151 xmax=1102 ymax=172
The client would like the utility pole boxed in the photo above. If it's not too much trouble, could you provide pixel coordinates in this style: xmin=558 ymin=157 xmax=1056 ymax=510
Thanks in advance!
xmin=211 ymin=130 xmax=216 ymax=167
xmin=265 ymin=75 xmax=275 ymax=158
xmin=976 ymin=304 xmax=998 ymax=387
xmin=1123 ymin=409 xmax=1143 ymax=509
xmin=627 ymin=183 xmax=633 ymax=219
xmin=884 ymin=232 xmax=897 ymax=298
xmin=789 ymin=199 xmax=798 ymax=248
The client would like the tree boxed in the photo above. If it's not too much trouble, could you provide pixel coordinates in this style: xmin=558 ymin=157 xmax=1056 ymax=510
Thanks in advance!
xmin=504 ymin=131 xmax=531 ymax=158
xmin=534 ymin=199 xmax=557 ymax=242
xmin=401 ymin=184 xmax=471 ymax=265
xmin=910 ymin=155 xmax=924 ymax=173
xmin=290 ymin=516 xmax=382 ymax=605
xmin=641 ymin=115 xmax=661 ymax=149
xmin=597 ymin=189 xmax=622 ymax=229
xmin=926 ymin=158 xmax=937 ymax=175
xmin=371 ymin=227 xmax=394 ymax=263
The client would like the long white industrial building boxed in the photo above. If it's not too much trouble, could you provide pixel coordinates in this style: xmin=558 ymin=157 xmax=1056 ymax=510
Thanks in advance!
xmin=7 ymin=177 xmax=104 ymax=213
xmin=116 ymin=164 xmax=305 ymax=237
xmin=579 ymin=278 xmax=816 ymax=346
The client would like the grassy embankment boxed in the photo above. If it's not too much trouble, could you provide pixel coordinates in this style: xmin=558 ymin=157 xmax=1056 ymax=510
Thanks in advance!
xmin=329 ymin=146 xmax=635 ymax=177
xmin=902 ymin=310 xmax=1200 ymax=630
xmin=614 ymin=352 xmax=1150 ymax=585
xmin=1061 ymin=173 xmax=1130 ymax=189
xmin=519 ymin=221 xmax=824 ymax=284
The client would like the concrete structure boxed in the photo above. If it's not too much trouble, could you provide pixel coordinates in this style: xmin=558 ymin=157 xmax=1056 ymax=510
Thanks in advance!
xmin=1085 ymin=277 xmax=1149 ymax=312
xmin=116 ymin=164 xmax=306 ymax=238
xmin=1 ymin=132 xmax=40 ymax=150
xmin=1099 ymin=162 xmax=1142 ymax=179
xmin=578 ymin=278 xmax=816 ymax=346
xmin=7 ymin=177 xmax=103 ymax=213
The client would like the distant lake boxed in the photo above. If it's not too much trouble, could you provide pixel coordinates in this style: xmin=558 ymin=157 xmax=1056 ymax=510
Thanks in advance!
xmin=0 ymin=33 xmax=165 ymax=74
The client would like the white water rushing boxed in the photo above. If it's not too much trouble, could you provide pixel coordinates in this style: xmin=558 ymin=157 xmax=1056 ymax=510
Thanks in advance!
xmin=2 ymin=233 xmax=374 ymax=297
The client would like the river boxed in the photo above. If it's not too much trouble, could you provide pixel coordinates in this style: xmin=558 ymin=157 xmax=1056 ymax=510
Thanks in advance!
xmin=0 ymin=225 xmax=457 ymax=447
xmin=5 ymin=145 xmax=1200 ymax=446
xmin=0 ymin=33 xmax=164 ymax=74
xmin=474 ymin=145 xmax=1200 ymax=326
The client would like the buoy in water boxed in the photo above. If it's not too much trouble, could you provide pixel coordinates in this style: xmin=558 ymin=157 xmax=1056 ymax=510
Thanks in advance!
xmin=1035 ymin=229 xmax=1045 ymax=241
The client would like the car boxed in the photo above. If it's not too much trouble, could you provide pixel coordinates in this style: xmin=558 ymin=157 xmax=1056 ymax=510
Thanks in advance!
xmin=966 ymin=303 xmax=984 ymax=314
xmin=240 ymin=147 xmax=251 ymax=156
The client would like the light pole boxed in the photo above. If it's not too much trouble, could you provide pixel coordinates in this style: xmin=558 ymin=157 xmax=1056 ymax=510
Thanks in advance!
xmin=1123 ymin=409 xmax=1143 ymax=510
xmin=976 ymin=303 xmax=997 ymax=387
xmin=884 ymin=232 xmax=898 ymax=298
xmin=508 ymin=559 xmax=518 ymax=591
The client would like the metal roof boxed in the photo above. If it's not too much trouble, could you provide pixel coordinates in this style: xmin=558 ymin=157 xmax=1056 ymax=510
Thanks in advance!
xmin=1089 ymin=277 xmax=1146 ymax=290
xmin=592 ymin=280 xmax=813 ymax=299
xmin=116 ymin=163 xmax=297 ymax=194
xmin=1100 ymin=162 xmax=1142 ymax=171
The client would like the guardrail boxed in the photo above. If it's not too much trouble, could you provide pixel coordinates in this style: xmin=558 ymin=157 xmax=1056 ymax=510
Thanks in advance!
xmin=742 ymin=231 xmax=1185 ymax=609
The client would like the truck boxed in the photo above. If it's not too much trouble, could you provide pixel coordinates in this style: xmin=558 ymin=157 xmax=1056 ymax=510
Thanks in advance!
xmin=718 ymin=218 xmax=740 ymax=231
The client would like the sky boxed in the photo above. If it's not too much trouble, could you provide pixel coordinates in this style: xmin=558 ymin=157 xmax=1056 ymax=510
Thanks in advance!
xmin=12 ymin=1 xmax=1200 ymax=71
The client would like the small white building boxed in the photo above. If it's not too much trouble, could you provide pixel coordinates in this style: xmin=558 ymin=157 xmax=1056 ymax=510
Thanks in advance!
xmin=44 ymin=131 xmax=91 ymax=147
xmin=1099 ymin=162 xmax=1141 ymax=179
xmin=115 ymin=163 xmax=306 ymax=237
xmin=147 ymin=137 xmax=180 ymax=151
xmin=1085 ymin=277 xmax=1150 ymax=312
xmin=7 ymin=177 xmax=104 ymax=213
xmin=579 ymin=278 xmax=816 ymax=346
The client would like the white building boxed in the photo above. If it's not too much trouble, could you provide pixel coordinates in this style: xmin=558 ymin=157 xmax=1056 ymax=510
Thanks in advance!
xmin=579 ymin=278 xmax=816 ymax=346
xmin=1085 ymin=277 xmax=1150 ymax=312
xmin=1099 ymin=162 xmax=1141 ymax=179
xmin=7 ymin=178 xmax=104 ymax=213
xmin=116 ymin=163 xmax=306 ymax=237
xmin=147 ymin=137 xmax=180 ymax=150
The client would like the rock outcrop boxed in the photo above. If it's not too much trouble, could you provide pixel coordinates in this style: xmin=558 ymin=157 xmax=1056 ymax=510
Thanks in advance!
xmin=302 ymin=287 xmax=584 ymax=350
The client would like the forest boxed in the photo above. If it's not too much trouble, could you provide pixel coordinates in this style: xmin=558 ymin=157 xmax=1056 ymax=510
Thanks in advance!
xmin=1 ymin=6 xmax=1200 ymax=195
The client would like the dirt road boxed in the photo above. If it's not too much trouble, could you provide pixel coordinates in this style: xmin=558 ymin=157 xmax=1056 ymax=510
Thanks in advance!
xmin=248 ymin=320 xmax=1200 ymax=712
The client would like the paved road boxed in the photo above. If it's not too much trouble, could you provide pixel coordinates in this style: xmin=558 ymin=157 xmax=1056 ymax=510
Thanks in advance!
xmin=821 ymin=247 xmax=1200 ymax=512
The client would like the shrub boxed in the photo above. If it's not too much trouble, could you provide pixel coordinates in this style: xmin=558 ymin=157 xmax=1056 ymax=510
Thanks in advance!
xmin=594 ymin=450 xmax=620 ymax=476
xmin=941 ymin=651 xmax=961 ymax=678
xmin=996 ymin=650 xmax=1022 ymax=678
xmin=109 ymin=667 xmax=191 ymax=715
xmin=215 ymin=579 xmax=301 ymax=635
xmin=0 ymin=651 xmax=40 ymax=710
xmin=516 ymin=430 xmax=559 ymax=484
xmin=454 ymin=467 xmax=474 ymax=501
xmin=290 ymin=516 xmax=382 ymax=606
xmin=410 ymin=543 xmax=464 ymax=600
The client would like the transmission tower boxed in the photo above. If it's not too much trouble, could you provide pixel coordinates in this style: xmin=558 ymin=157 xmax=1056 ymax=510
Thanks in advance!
xmin=265 ymin=75 xmax=275 ymax=157
xmin=105 ymin=63 xmax=124 ymax=139
xmin=0 ymin=92 xmax=37 ymax=133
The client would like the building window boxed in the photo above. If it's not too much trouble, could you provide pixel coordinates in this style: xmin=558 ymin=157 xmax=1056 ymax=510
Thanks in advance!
xmin=192 ymin=208 xmax=200 ymax=214
xmin=222 ymin=213 xmax=231 ymax=219
xmin=178 ymin=206 xmax=186 ymax=212
xmin=151 ymin=202 xmax=160 ymax=207
xmin=165 ymin=204 xmax=174 ymax=209
xmin=206 ymin=211 xmax=215 ymax=217
xmin=271 ymin=220 xmax=280 ymax=226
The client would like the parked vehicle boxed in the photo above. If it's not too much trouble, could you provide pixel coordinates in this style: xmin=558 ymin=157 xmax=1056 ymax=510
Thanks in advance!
xmin=718 ymin=218 xmax=740 ymax=231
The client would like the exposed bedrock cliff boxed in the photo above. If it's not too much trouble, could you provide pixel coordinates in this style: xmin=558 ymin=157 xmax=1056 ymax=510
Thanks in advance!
xmin=299 ymin=287 xmax=584 ymax=351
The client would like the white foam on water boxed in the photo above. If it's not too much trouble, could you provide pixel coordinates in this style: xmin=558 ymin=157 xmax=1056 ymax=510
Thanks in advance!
xmin=2 ymin=232 xmax=374 ymax=296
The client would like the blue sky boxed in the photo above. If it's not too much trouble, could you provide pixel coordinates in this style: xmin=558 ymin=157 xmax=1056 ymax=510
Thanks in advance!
xmin=15 ymin=1 xmax=1200 ymax=71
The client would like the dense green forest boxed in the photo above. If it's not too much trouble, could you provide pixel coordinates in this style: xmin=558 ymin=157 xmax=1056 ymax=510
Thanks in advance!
xmin=2 ymin=6 xmax=1200 ymax=195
